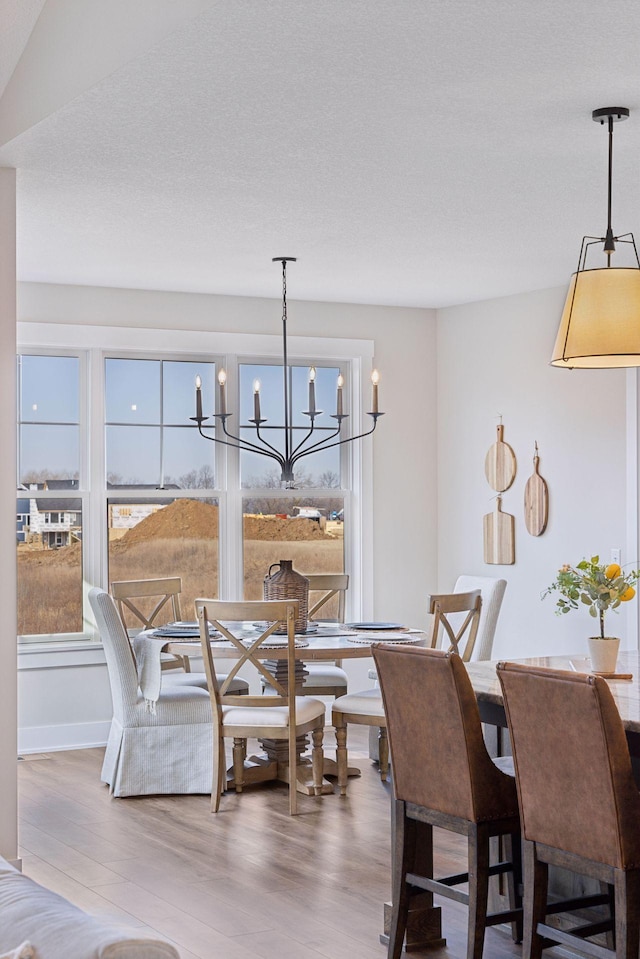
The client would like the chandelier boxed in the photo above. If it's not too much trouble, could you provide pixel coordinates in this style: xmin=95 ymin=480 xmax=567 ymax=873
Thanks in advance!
xmin=551 ymin=107 xmax=640 ymax=368
xmin=191 ymin=257 xmax=383 ymax=486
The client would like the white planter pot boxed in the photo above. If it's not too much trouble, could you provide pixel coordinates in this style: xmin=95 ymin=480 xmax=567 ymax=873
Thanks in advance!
xmin=588 ymin=637 xmax=620 ymax=674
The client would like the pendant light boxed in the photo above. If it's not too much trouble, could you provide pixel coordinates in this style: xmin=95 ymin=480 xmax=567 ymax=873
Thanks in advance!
xmin=551 ymin=107 xmax=640 ymax=368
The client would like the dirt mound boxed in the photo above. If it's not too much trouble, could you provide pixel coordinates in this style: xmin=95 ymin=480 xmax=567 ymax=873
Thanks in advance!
xmin=109 ymin=498 xmax=331 ymax=550
xmin=112 ymin=499 xmax=219 ymax=550
xmin=244 ymin=516 xmax=330 ymax=541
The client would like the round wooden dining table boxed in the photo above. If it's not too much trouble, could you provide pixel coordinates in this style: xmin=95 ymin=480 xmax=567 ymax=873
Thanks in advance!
xmin=163 ymin=625 xmax=428 ymax=795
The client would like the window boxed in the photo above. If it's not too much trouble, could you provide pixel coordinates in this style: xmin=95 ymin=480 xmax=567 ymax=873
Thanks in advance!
xmin=107 ymin=495 xmax=219 ymax=616
xmin=239 ymin=363 xmax=341 ymax=487
xmin=242 ymin=495 xmax=345 ymax=600
xmin=16 ymin=325 xmax=371 ymax=641
xmin=17 ymin=354 xmax=85 ymax=637
xmin=105 ymin=358 xmax=215 ymax=487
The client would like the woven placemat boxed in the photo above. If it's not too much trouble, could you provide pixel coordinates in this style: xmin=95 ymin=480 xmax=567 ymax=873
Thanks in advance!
xmin=240 ymin=637 xmax=309 ymax=649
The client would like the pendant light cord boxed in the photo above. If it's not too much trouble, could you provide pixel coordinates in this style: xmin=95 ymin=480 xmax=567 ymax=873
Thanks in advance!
xmin=605 ymin=114 xmax=615 ymax=261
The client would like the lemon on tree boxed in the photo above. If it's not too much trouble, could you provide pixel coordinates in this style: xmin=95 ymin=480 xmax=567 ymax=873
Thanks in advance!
xmin=543 ymin=556 xmax=640 ymax=639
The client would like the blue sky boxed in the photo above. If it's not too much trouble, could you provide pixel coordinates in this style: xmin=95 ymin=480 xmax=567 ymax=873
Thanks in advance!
xmin=19 ymin=355 xmax=342 ymax=487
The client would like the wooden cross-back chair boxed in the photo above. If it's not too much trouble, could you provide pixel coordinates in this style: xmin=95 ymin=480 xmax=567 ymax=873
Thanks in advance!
xmin=299 ymin=572 xmax=350 ymax=698
xmin=332 ymin=590 xmax=483 ymax=791
xmin=428 ymin=589 xmax=482 ymax=662
xmin=260 ymin=572 xmax=350 ymax=698
xmin=195 ymin=599 xmax=325 ymax=816
xmin=306 ymin=573 xmax=349 ymax=622
xmin=111 ymin=577 xmax=190 ymax=672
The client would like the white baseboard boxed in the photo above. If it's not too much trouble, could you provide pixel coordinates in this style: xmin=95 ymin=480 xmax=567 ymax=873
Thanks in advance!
xmin=18 ymin=721 xmax=110 ymax=754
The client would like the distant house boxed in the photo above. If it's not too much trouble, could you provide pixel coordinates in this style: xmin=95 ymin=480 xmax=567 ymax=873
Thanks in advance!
xmin=19 ymin=480 xmax=82 ymax=549
xmin=16 ymin=496 xmax=30 ymax=543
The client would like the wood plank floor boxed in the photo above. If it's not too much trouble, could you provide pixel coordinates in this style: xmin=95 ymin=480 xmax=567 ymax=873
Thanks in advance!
xmin=17 ymin=731 xmax=559 ymax=959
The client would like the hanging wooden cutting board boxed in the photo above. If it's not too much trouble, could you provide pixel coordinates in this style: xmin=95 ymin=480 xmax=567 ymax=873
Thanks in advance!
xmin=524 ymin=443 xmax=549 ymax=536
xmin=484 ymin=424 xmax=517 ymax=492
xmin=483 ymin=496 xmax=515 ymax=565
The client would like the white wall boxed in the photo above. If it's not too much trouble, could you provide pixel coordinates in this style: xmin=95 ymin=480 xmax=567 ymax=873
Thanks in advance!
xmin=437 ymin=285 xmax=632 ymax=659
xmin=16 ymin=281 xmax=438 ymax=748
xmin=0 ymin=168 xmax=18 ymax=861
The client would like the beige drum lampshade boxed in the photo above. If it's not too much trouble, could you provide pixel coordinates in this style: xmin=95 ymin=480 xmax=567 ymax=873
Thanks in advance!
xmin=551 ymin=267 xmax=640 ymax=368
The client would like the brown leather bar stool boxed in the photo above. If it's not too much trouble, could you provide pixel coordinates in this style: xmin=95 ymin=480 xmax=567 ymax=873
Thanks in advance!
xmin=373 ymin=645 xmax=522 ymax=959
xmin=498 ymin=662 xmax=640 ymax=959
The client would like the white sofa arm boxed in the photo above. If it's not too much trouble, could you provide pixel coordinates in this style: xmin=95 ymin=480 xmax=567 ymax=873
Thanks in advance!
xmin=0 ymin=858 xmax=179 ymax=959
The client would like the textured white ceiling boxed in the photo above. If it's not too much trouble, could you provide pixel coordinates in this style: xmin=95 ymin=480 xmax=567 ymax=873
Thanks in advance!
xmin=2 ymin=0 xmax=640 ymax=307
xmin=0 ymin=0 xmax=45 ymax=97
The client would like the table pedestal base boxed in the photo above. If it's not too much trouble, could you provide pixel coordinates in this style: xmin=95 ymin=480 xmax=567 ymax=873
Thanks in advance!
xmin=226 ymin=733 xmax=334 ymax=796
xmin=322 ymin=756 xmax=362 ymax=779
xmin=259 ymin=736 xmax=333 ymax=795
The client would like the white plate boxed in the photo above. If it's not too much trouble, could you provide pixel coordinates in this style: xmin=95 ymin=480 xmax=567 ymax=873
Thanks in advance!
xmin=347 ymin=622 xmax=406 ymax=631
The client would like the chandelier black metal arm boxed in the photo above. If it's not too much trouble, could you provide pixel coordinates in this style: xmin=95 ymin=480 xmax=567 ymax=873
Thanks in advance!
xmin=191 ymin=256 xmax=383 ymax=486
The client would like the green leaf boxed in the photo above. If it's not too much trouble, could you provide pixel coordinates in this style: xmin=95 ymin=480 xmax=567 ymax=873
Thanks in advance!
xmin=589 ymin=606 xmax=597 ymax=617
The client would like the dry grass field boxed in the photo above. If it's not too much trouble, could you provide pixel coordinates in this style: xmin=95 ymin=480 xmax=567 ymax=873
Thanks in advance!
xmin=18 ymin=500 xmax=343 ymax=635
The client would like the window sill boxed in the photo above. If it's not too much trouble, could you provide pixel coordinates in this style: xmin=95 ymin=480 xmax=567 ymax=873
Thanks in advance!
xmin=18 ymin=641 xmax=106 ymax=671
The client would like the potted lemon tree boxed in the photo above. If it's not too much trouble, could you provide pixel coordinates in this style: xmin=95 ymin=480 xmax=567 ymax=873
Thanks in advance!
xmin=544 ymin=556 xmax=640 ymax=673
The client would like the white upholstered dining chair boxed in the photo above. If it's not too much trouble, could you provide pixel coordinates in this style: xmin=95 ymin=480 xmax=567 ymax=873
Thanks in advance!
xmin=89 ymin=587 xmax=214 ymax=796
xmin=451 ymin=574 xmax=507 ymax=662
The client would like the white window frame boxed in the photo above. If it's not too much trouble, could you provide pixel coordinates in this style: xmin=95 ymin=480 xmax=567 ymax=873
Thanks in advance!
xmin=18 ymin=322 xmax=374 ymax=644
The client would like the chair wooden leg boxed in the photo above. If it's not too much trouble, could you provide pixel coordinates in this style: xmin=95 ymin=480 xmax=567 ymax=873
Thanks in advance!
xmin=599 ymin=881 xmax=615 ymax=950
xmin=378 ymin=725 xmax=389 ymax=781
xmin=232 ymin=737 xmax=245 ymax=794
xmin=182 ymin=656 xmax=191 ymax=673
xmin=614 ymin=868 xmax=640 ymax=959
xmin=288 ymin=726 xmax=297 ymax=817
xmin=388 ymin=800 xmax=421 ymax=959
xmin=335 ymin=718 xmax=348 ymax=795
xmin=504 ymin=830 xmax=523 ymax=943
xmin=467 ymin=822 xmax=490 ymax=959
xmin=311 ymin=726 xmax=324 ymax=796
xmin=211 ymin=731 xmax=224 ymax=813
xmin=523 ymin=841 xmax=547 ymax=959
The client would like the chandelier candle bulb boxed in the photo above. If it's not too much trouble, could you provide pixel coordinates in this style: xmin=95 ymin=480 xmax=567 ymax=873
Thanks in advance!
xmin=336 ymin=373 xmax=344 ymax=416
xmin=308 ymin=367 xmax=316 ymax=415
xmin=253 ymin=379 xmax=261 ymax=422
xmin=217 ymin=368 xmax=227 ymax=415
xmin=194 ymin=375 xmax=203 ymax=420
xmin=371 ymin=369 xmax=379 ymax=414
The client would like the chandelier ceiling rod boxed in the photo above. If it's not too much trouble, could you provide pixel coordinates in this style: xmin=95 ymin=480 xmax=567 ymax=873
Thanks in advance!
xmin=191 ymin=257 xmax=383 ymax=487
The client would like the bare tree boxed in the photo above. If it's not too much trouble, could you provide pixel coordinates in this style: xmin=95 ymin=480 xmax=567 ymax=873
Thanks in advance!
xmin=316 ymin=470 xmax=340 ymax=488
xmin=176 ymin=464 xmax=216 ymax=489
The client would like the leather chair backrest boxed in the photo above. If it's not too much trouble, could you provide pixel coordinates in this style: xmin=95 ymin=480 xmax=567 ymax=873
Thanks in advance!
xmin=498 ymin=662 xmax=640 ymax=869
xmin=373 ymin=645 xmax=518 ymax=823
